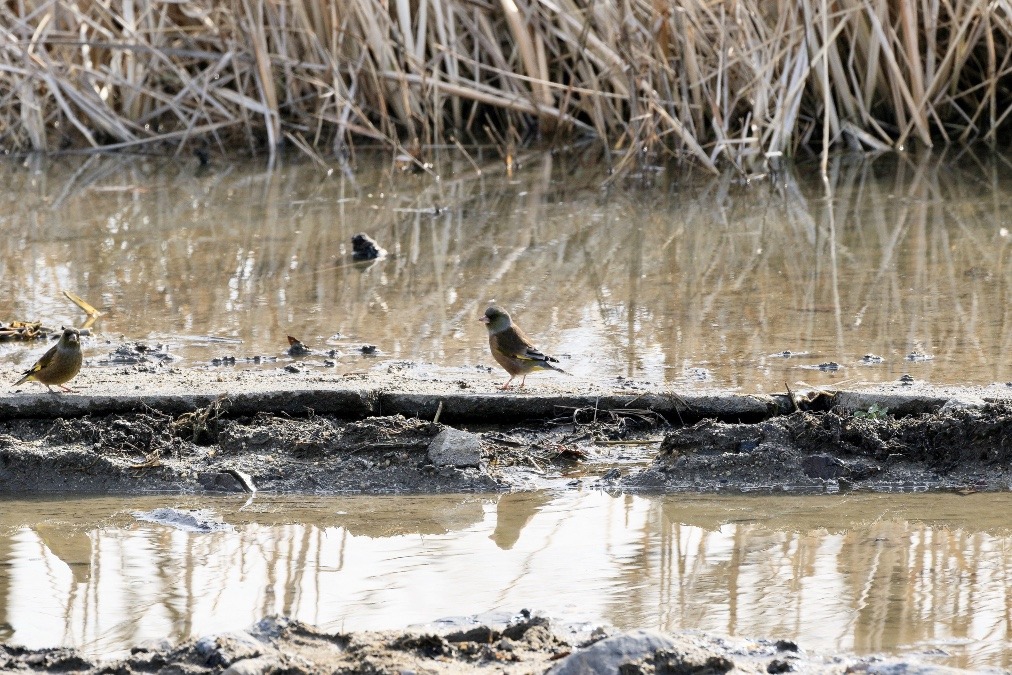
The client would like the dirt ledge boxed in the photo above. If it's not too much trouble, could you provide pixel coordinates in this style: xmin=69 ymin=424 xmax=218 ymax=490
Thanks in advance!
xmin=2 ymin=365 xmax=1011 ymax=494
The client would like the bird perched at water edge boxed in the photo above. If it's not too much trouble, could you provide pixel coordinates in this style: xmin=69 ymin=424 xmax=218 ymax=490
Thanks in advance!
xmin=14 ymin=327 xmax=83 ymax=393
xmin=480 ymin=306 xmax=567 ymax=389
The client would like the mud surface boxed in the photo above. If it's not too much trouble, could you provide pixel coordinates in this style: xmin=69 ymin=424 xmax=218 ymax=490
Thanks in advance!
xmin=0 ymin=402 xmax=666 ymax=493
xmin=2 ymin=387 xmax=1012 ymax=493
xmin=627 ymin=403 xmax=1012 ymax=492
xmin=0 ymin=614 xmax=974 ymax=674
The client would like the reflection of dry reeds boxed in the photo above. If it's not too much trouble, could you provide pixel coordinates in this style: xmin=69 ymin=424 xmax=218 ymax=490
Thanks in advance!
xmin=1 ymin=1 xmax=1010 ymax=167
xmin=1 ymin=149 xmax=1011 ymax=387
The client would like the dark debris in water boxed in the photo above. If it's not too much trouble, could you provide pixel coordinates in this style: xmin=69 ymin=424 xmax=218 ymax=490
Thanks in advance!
xmin=287 ymin=335 xmax=311 ymax=356
xmin=351 ymin=232 xmax=387 ymax=261
xmin=100 ymin=342 xmax=175 ymax=365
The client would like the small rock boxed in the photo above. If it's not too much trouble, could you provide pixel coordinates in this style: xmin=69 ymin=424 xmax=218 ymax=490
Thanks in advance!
xmin=131 ymin=638 xmax=173 ymax=653
xmin=135 ymin=507 xmax=233 ymax=532
xmin=287 ymin=336 xmax=310 ymax=356
xmin=427 ymin=428 xmax=482 ymax=468
xmin=801 ymin=454 xmax=849 ymax=480
xmin=198 ymin=471 xmax=247 ymax=493
xmin=352 ymin=233 xmax=387 ymax=261
xmin=195 ymin=632 xmax=264 ymax=667
xmin=940 ymin=396 xmax=986 ymax=411
xmin=547 ymin=630 xmax=679 ymax=675
xmin=222 ymin=655 xmax=277 ymax=675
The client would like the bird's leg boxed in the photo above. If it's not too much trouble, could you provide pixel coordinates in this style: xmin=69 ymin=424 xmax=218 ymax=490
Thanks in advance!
xmin=59 ymin=384 xmax=75 ymax=393
xmin=45 ymin=385 xmax=56 ymax=394
xmin=499 ymin=376 xmax=514 ymax=390
xmin=518 ymin=374 xmax=527 ymax=388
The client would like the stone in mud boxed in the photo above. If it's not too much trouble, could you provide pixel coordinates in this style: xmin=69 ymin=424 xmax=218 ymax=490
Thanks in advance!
xmin=222 ymin=655 xmax=279 ymax=675
xmin=801 ymin=453 xmax=848 ymax=480
xmin=427 ymin=427 xmax=482 ymax=468
xmin=195 ymin=631 xmax=268 ymax=668
xmin=198 ymin=470 xmax=247 ymax=492
xmin=940 ymin=396 xmax=987 ymax=411
xmin=547 ymin=630 xmax=679 ymax=675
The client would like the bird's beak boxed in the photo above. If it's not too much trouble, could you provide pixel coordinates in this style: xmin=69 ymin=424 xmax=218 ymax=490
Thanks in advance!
xmin=479 ymin=316 xmax=490 ymax=324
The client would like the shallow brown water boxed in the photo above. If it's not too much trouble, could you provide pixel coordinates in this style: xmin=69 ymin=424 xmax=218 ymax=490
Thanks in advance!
xmin=3 ymin=149 xmax=1012 ymax=390
xmin=2 ymin=492 xmax=1012 ymax=668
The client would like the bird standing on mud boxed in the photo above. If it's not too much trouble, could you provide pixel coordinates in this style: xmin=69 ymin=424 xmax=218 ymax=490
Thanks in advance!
xmin=480 ymin=306 xmax=567 ymax=389
xmin=14 ymin=327 xmax=83 ymax=393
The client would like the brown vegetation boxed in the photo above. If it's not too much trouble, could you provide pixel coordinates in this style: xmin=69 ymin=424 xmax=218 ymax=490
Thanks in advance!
xmin=2 ymin=1 xmax=1011 ymax=167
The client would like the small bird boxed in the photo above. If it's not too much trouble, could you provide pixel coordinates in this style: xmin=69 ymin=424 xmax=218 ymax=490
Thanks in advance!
xmin=480 ymin=306 xmax=567 ymax=389
xmin=14 ymin=327 xmax=83 ymax=393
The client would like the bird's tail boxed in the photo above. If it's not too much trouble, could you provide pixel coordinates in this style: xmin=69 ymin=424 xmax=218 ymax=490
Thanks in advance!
xmin=13 ymin=373 xmax=32 ymax=386
xmin=544 ymin=360 xmax=570 ymax=375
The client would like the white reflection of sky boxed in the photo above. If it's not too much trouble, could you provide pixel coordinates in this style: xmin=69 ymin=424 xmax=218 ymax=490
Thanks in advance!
xmin=4 ymin=492 xmax=1012 ymax=669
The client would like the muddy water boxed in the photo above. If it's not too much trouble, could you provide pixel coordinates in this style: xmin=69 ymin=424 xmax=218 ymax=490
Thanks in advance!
xmin=1 ymin=492 xmax=1010 ymax=668
xmin=3 ymin=150 xmax=1012 ymax=390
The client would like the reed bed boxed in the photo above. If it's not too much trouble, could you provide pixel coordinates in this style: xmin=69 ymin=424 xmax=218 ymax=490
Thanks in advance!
xmin=1 ymin=0 xmax=1010 ymax=169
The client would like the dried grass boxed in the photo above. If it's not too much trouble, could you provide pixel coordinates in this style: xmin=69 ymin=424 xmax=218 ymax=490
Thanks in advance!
xmin=1 ymin=0 xmax=1010 ymax=168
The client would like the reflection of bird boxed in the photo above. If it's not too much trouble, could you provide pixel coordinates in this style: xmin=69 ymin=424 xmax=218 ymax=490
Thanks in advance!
xmin=14 ymin=328 xmax=83 ymax=393
xmin=490 ymin=491 xmax=552 ymax=550
xmin=480 ymin=306 xmax=567 ymax=389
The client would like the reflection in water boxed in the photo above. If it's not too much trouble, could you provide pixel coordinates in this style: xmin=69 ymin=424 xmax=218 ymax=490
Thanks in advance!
xmin=2 ymin=493 xmax=1012 ymax=668
xmin=2 ymin=150 xmax=1012 ymax=389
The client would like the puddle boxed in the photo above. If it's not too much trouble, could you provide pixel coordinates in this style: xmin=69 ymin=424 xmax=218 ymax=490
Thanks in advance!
xmin=1 ymin=492 xmax=1011 ymax=668
xmin=3 ymin=150 xmax=1012 ymax=390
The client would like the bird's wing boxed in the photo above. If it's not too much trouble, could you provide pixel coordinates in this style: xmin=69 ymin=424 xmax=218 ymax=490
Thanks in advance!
xmin=498 ymin=326 xmax=558 ymax=363
xmin=24 ymin=343 xmax=58 ymax=376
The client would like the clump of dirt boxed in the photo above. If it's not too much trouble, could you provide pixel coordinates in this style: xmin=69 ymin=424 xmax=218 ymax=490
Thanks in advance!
xmin=628 ymin=404 xmax=1012 ymax=491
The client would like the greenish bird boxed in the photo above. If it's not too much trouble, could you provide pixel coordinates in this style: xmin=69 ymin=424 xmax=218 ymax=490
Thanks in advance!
xmin=14 ymin=327 xmax=83 ymax=393
xmin=480 ymin=306 xmax=567 ymax=389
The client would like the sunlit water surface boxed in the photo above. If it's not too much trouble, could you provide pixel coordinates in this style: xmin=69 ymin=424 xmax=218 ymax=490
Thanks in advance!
xmin=2 ymin=149 xmax=1012 ymax=390
xmin=2 ymin=492 xmax=1012 ymax=668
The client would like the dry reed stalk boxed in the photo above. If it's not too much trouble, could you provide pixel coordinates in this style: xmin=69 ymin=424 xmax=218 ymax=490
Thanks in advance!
xmin=0 ymin=0 xmax=1009 ymax=169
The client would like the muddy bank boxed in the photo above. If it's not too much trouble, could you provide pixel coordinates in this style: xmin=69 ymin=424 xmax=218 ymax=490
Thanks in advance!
xmin=0 ymin=614 xmax=973 ymax=674
xmin=0 ymin=405 xmax=664 ymax=493
xmin=627 ymin=403 xmax=1012 ymax=492
xmin=5 ymin=398 xmax=1012 ymax=494
xmin=0 ymin=412 xmax=501 ymax=493
xmin=2 ymin=365 xmax=1012 ymax=494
